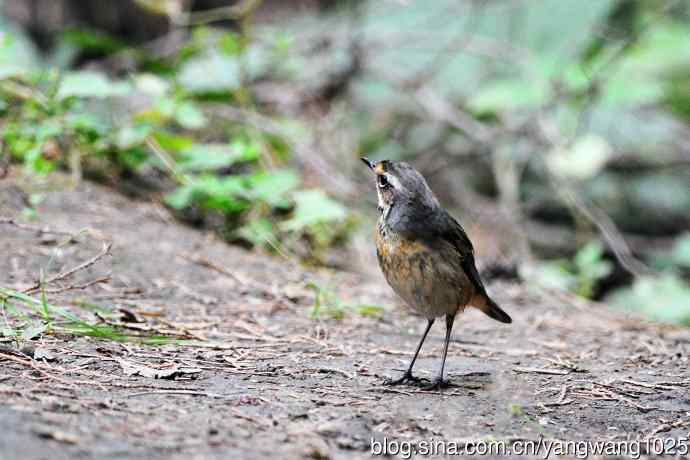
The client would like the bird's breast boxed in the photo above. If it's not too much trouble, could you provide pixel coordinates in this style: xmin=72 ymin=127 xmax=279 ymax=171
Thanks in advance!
xmin=375 ymin=227 xmax=473 ymax=318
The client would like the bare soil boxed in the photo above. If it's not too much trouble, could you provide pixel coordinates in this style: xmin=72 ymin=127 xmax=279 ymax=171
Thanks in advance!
xmin=1 ymin=176 xmax=689 ymax=460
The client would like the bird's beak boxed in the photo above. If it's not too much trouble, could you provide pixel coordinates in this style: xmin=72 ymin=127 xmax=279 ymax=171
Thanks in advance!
xmin=360 ymin=157 xmax=375 ymax=171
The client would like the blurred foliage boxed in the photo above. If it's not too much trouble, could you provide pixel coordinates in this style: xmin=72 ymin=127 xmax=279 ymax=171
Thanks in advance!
xmin=306 ymin=282 xmax=384 ymax=320
xmin=606 ymin=273 xmax=690 ymax=325
xmin=530 ymin=233 xmax=690 ymax=321
xmin=2 ymin=0 xmax=690 ymax=322
xmin=0 ymin=287 xmax=177 ymax=343
xmin=266 ymin=0 xmax=690 ymax=321
xmin=0 ymin=21 xmax=351 ymax=262
xmin=530 ymin=240 xmax=613 ymax=299
xmin=653 ymin=233 xmax=690 ymax=270
xmin=265 ymin=0 xmax=690 ymax=232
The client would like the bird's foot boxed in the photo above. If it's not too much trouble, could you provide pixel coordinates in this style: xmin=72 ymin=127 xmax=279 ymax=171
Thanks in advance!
xmin=383 ymin=372 xmax=427 ymax=387
xmin=422 ymin=377 xmax=451 ymax=391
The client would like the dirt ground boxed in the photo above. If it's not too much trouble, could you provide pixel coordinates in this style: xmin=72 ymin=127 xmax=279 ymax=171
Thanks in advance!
xmin=1 ymin=176 xmax=689 ymax=460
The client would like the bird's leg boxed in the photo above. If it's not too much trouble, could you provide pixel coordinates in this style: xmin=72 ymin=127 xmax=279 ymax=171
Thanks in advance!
xmin=423 ymin=313 xmax=456 ymax=391
xmin=384 ymin=318 xmax=434 ymax=386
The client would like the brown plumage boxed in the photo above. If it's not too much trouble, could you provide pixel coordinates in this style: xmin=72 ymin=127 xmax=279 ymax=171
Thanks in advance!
xmin=362 ymin=157 xmax=511 ymax=389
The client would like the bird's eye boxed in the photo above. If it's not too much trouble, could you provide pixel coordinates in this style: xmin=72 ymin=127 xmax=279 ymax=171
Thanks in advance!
xmin=377 ymin=175 xmax=390 ymax=188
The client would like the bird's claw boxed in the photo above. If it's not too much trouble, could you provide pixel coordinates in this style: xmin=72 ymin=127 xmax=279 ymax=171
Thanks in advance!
xmin=383 ymin=372 xmax=428 ymax=387
xmin=422 ymin=378 xmax=450 ymax=391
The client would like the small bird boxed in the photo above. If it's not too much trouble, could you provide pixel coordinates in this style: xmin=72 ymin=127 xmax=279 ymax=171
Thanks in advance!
xmin=362 ymin=158 xmax=512 ymax=390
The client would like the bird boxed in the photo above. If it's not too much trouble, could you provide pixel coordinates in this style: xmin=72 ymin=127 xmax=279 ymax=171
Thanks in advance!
xmin=361 ymin=157 xmax=512 ymax=390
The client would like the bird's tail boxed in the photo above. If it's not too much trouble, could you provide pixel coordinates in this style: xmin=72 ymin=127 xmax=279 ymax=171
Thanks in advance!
xmin=472 ymin=293 xmax=512 ymax=324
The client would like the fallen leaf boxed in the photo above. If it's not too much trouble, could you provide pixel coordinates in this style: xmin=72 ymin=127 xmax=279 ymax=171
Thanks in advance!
xmin=33 ymin=427 xmax=79 ymax=444
xmin=33 ymin=347 xmax=57 ymax=362
xmin=116 ymin=359 xmax=202 ymax=380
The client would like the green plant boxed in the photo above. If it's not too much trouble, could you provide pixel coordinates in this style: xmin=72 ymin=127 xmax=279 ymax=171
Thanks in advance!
xmin=0 ymin=287 xmax=176 ymax=344
xmin=508 ymin=403 xmax=523 ymax=417
xmin=306 ymin=282 xmax=384 ymax=320
xmin=0 ymin=22 xmax=352 ymax=261
xmin=605 ymin=273 xmax=690 ymax=326
xmin=530 ymin=240 xmax=613 ymax=298
xmin=652 ymin=232 xmax=690 ymax=270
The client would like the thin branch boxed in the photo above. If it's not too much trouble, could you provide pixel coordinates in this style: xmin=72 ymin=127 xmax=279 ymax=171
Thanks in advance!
xmin=178 ymin=253 xmax=243 ymax=285
xmin=0 ymin=350 xmax=78 ymax=386
xmin=414 ymin=85 xmax=494 ymax=144
xmin=0 ymin=217 xmax=77 ymax=237
xmin=171 ymin=0 xmax=263 ymax=26
xmin=559 ymin=189 xmax=652 ymax=277
xmin=574 ymin=0 xmax=683 ymax=137
xmin=40 ymin=276 xmax=112 ymax=295
xmin=400 ymin=1 xmax=486 ymax=89
xmin=126 ymin=389 xmax=235 ymax=398
xmin=23 ymin=243 xmax=113 ymax=294
xmin=145 ymin=137 xmax=189 ymax=185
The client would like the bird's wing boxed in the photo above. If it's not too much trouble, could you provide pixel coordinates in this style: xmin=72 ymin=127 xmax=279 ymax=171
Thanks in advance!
xmin=436 ymin=210 xmax=512 ymax=324
xmin=437 ymin=211 xmax=488 ymax=296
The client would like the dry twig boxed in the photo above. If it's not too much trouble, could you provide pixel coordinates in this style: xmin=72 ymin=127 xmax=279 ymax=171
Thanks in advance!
xmin=513 ymin=367 xmax=570 ymax=376
xmin=40 ymin=276 xmax=111 ymax=295
xmin=178 ymin=252 xmax=243 ymax=285
xmin=0 ymin=217 xmax=76 ymax=237
xmin=23 ymin=243 xmax=113 ymax=294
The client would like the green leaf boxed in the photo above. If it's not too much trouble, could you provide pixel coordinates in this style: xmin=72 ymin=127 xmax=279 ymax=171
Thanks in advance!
xmin=65 ymin=112 xmax=108 ymax=135
xmin=574 ymin=240 xmax=605 ymax=269
xmin=355 ymin=304 xmax=385 ymax=318
xmin=653 ymin=233 xmax=690 ymax=269
xmin=600 ymin=75 xmax=665 ymax=107
xmin=219 ymin=32 xmax=241 ymax=55
xmin=35 ymin=119 xmax=63 ymax=139
xmin=606 ymin=274 xmax=690 ymax=325
xmin=164 ymin=185 xmax=195 ymax=210
xmin=151 ymin=131 xmax=194 ymax=152
xmin=61 ymin=28 xmax=127 ymax=54
xmin=518 ymin=0 xmax=615 ymax=57
xmin=547 ymin=135 xmax=612 ymax=181
xmin=134 ymin=73 xmax=170 ymax=96
xmin=235 ymin=218 xmax=276 ymax=247
xmin=529 ymin=261 xmax=577 ymax=292
xmin=281 ymin=190 xmax=347 ymax=232
xmin=468 ymin=79 xmax=550 ymax=113
xmin=178 ymin=50 xmax=240 ymax=93
xmin=117 ymin=148 xmax=149 ymax=170
xmin=670 ymin=233 xmax=690 ymax=268
xmin=174 ymin=101 xmax=208 ymax=130
xmin=154 ymin=97 xmax=177 ymax=118
xmin=246 ymin=169 xmax=299 ymax=207
xmin=165 ymin=175 xmax=249 ymax=212
xmin=116 ymin=124 xmax=152 ymax=149
xmin=176 ymin=143 xmax=257 ymax=172
xmin=57 ymin=71 xmax=131 ymax=99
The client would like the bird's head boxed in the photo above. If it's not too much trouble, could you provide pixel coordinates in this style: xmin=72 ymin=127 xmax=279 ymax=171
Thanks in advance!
xmin=360 ymin=157 xmax=439 ymax=218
